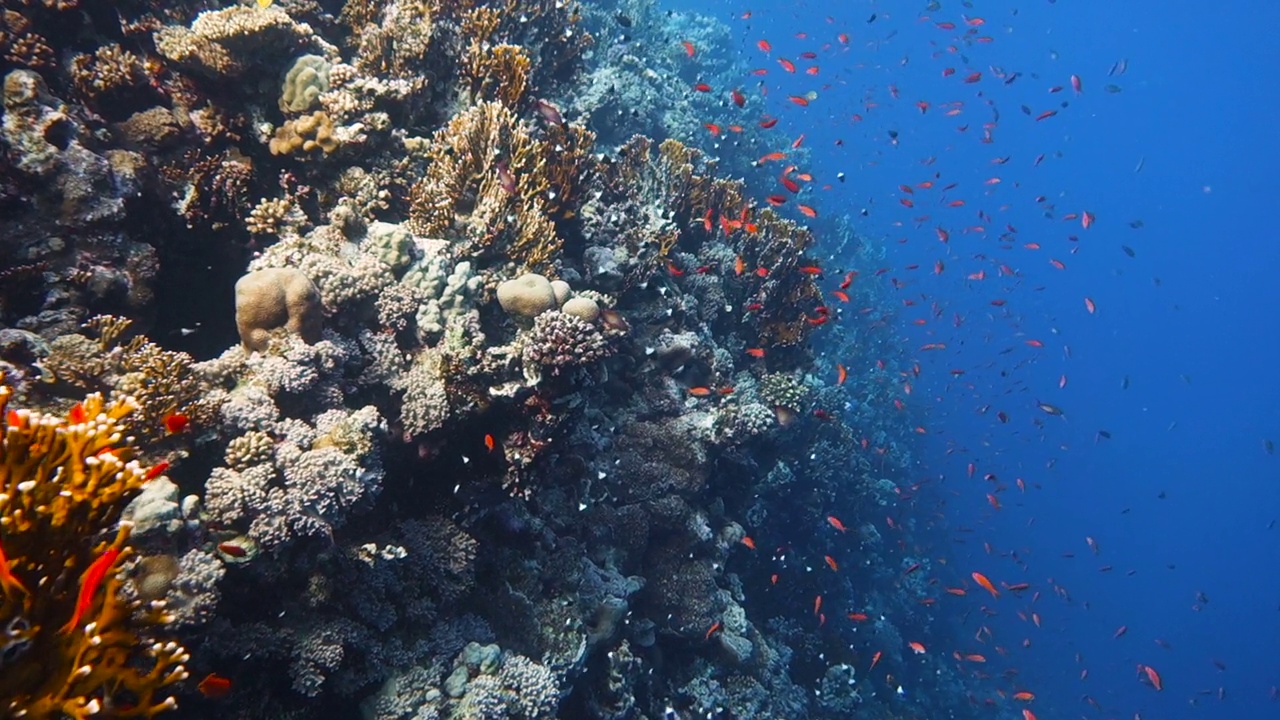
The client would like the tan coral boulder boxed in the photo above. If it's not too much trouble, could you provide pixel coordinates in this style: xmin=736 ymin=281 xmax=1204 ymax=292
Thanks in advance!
xmin=234 ymin=267 xmax=322 ymax=352
xmin=496 ymin=273 xmax=557 ymax=319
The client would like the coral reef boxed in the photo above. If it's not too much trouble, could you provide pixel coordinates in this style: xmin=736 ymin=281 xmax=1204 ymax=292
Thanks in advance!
xmin=0 ymin=386 xmax=187 ymax=717
xmin=0 ymin=1 xmax=947 ymax=719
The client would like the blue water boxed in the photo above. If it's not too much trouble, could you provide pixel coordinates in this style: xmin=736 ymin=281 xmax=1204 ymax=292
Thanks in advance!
xmin=671 ymin=0 xmax=1280 ymax=716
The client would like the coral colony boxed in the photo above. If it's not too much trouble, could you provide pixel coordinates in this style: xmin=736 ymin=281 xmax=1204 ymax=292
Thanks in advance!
xmin=0 ymin=1 xmax=948 ymax=719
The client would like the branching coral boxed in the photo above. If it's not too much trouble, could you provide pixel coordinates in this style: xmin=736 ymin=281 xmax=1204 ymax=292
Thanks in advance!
xmin=0 ymin=386 xmax=188 ymax=718
xmin=461 ymin=42 xmax=531 ymax=107
xmin=407 ymin=101 xmax=591 ymax=271
xmin=37 ymin=315 xmax=220 ymax=443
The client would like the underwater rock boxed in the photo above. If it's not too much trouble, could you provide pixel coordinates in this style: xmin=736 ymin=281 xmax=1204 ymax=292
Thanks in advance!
xmin=121 ymin=477 xmax=182 ymax=541
xmin=561 ymin=296 xmax=600 ymax=323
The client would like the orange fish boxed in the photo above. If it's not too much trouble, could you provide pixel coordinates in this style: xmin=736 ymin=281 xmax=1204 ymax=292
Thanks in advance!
xmin=1012 ymin=691 xmax=1035 ymax=701
xmin=908 ymin=641 xmax=927 ymax=654
xmin=827 ymin=515 xmax=847 ymax=532
xmin=682 ymin=40 xmax=695 ymax=57
xmin=705 ymin=620 xmax=722 ymax=641
xmin=847 ymin=612 xmax=869 ymax=622
xmin=758 ymin=151 xmax=786 ymax=164
xmin=484 ymin=434 xmax=496 ymax=451
xmin=965 ymin=654 xmax=987 ymax=663
xmin=788 ymin=96 xmax=810 ymax=107
xmin=745 ymin=348 xmax=766 ymax=359
xmin=740 ymin=536 xmax=756 ymax=550
xmin=814 ymin=594 xmax=822 ymax=615
xmin=688 ymin=387 xmax=713 ymax=397
xmin=836 ymin=364 xmax=847 ymax=385
xmin=1084 ymin=297 xmax=1096 ymax=314
xmin=61 ymin=547 xmax=120 ymax=634
xmin=869 ymin=650 xmax=882 ymax=670
xmin=1141 ymin=661 xmax=1162 ymax=691
xmin=797 ymin=204 xmax=817 ymax=218
xmin=734 ymin=256 xmax=746 ymax=275
xmin=824 ymin=555 xmax=839 ymax=572
xmin=1022 ymin=710 xmax=1037 ymax=720
xmin=778 ymin=57 xmax=796 ymax=73
xmin=972 ymin=572 xmax=1000 ymax=598
xmin=198 ymin=673 xmax=233 ymax=699
xmin=832 ymin=290 xmax=850 ymax=303
xmin=945 ymin=587 xmax=967 ymax=596
xmin=757 ymin=39 xmax=772 ymax=53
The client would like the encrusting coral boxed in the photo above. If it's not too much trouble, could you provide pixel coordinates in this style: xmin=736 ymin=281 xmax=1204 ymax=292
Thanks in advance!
xmin=0 ymin=386 xmax=188 ymax=718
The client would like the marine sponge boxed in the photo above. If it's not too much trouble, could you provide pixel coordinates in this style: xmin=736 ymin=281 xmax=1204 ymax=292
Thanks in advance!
xmin=234 ymin=267 xmax=323 ymax=352
xmin=280 ymin=54 xmax=331 ymax=113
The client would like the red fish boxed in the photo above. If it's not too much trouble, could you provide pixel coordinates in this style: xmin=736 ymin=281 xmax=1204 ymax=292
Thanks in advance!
xmin=0 ymin=537 xmax=30 ymax=598
xmin=869 ymin=651 xmax=882 ymax=670
xmin=778 ymin=58 xmax=796 ymax=73
xmin=163 ymin=412 xmax=190 ymax=434
xmin=757 ymin=39 xmax=772 ymax=53
xmin=61 ymin=546 xmax=121 ymax=634
xmin=788 ymin=96 xmax=810 ymax=107
xmin=797 ymin=204 xmax=817 ymax=218
xmin=827 ymin=515 xmax=848 ymax=533
xmin=1141 ymin=664 xmax=1163 ymax=691
xmin=731 ymin=88 xmax=746 ymax=107
xmin=705 ymin=620 xmax=722 ymax=641
xmin=693 ymin=83 xmax=712 ymax=92
xmin=198 ymin=673 xmax=233 ymax=699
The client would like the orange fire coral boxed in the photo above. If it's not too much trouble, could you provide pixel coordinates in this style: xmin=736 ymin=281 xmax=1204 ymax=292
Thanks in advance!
xmin=0 ymin=386 xmax=188 ymax=718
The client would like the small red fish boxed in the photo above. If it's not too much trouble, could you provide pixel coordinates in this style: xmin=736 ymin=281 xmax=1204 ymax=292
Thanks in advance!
xmin=163 ymin=412 xmax=190 ymax=434
xmin=705 ymin=620 xmax=722 ymax=641
xmin=0 ymin=536 xmax=30 ymax=598
xmin=61 ymin=546 xmax=121 ymax=634
xmin=740 ymin=536 xmax=756 ymax=550
xmin=682 ymin=40 xmax=695 ymax=57
xmin=972 ymin=572 xmax=1000 ymax=598
xmin=198 ymin=673 xmax=233 ymax=699
xmin=746 ymin=348 xmax=766 ymax=359
xmin=216 ymin=541 xmax=248 ymax=558
xmin=824 ymin=555 xmax=839 ymax=571
xmin=484 ymin=434 xmax=496 ymax=451
xmin=827 ymin=515 xmax=847 ymax=532
xmin=797 ymin=204 xmax=817 ymax=218
xmin=836 ymin=364 xmax=847 ymax=385
xmin=693 ymin=83 xmax=712 ymax=92
xmin=869 ymin=650 xmax=882 ymax=670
